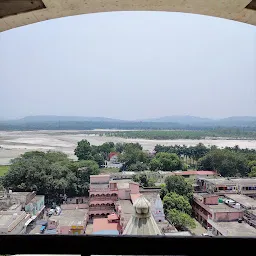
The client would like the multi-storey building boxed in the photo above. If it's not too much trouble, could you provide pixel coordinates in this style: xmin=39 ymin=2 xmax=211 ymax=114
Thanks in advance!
xmin=193 ymin=192 xmax=256 ymax=236
xmin=88 ymin=175 xmax=140 ymax=219
xmin=230 ymin=178 xmax=256 ymax=196
xmin=196 ymin=177 xmax=256 ymax=197
xmin=193 ymin=193 xmax=244 ymax=228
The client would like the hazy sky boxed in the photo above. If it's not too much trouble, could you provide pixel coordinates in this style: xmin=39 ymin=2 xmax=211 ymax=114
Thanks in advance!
xmin=0 ymin=11 xmax=256 ymax=120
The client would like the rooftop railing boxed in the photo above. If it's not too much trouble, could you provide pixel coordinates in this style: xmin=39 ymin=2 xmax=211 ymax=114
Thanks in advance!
xmin=0 ymin=235 xmax=254 ymax=256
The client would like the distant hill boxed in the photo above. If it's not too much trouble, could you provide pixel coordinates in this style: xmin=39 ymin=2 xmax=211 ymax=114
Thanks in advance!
xmin=0 ymin=115 xmax=255 ymax=131
xmin=218 ymin=116 xmax=256 ymax=125
xmin=17 ymin=115 xmax=126 ymax=123
xmin=140 ymin=115 xmax=213 ymax=124
xmin=141 ymin=115 xmax=256 ymax=127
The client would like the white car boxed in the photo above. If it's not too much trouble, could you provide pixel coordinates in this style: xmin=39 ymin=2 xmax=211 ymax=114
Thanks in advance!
xmin=202 ymin=233 xmax=213 ymax=237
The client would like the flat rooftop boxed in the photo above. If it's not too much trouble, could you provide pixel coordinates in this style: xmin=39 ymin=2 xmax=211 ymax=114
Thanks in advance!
xmin=90 ymin=175 xmax=110 ymax=178
xmin=0 ymin=211 xmax=26 ymax=226
xmin=193 ymin=193 xmax=243 ymax=213
xmin=93 ymin=218 xmax=119 ymax=233
xmin=208 ymin=219 xmax=256 ymax=236
xmin=230 ymin=178 xmax=256 ymax=185
xmin=224 ymin=194 xmax=256 ymax=209
xmin=10 ymin=192 xmax=32 ymax=196
xmin=249 ymin=209 xmax=256 ymax=216
xmin=203 ymin=178 xmax=236 ymax=186
xmin=118 ymin=200 xmax=133 ymax=224
xmin=208 ymin=204 xmax=243 ymax=213
xmin=50 ymin=209 xmax=88 ymax=227
xmin=110 ymin=179 xmax=132 ymax=189
xmin=7 ymin=204 xmax=21 ymax=211
xmin=0 ymin=214 xmax=13 ymax=226
xmin=193 ymin=193 xmax=218 ymax=200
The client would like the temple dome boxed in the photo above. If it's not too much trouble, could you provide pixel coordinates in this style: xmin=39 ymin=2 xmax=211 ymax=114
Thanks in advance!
xmin=134 ymin=195 xmax=151 ymax=216
xmin=123 ymin=195 xmax=162 ymax=235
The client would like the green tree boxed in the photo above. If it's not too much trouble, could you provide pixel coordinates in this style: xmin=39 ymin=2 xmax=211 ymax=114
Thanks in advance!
xmin=74 ymin=140 xmax=92 ymax=160
xmin=98 ymin=142 xmax=115 ymax=159
xmin=127 ymin=162 xmax=148 ymax=172
xmin=198 ymin=149 xmax=249 ymax=177
xmin=182 ymin=163 xmax=188 ymax=171
xmin=119 ymin=144 xmax=149 ymax=169
xmin=248 ymin=160 xmax=256 ymax=170
xmin=2 ymin=151 xmax=100 ymax=203
xmin=167 ymin=209 xmax=196 ymax=230
xmin=165 ymin=176 xmax=193 ymax=200
xmin=154 ymin=152 xmax=182 ymax=171
xmin=124 ymin=143 xmax=143 ymax=151
xmin=192 ymin=143 xmax=209 ymax=161
xmin=132 ymin=173 xmax=155 ymax=187
xmin=149 ymin=158 xmax=161 ymax=171
xmin=74 ymin=160 xmax=99 ymax=175
xmin=163 ymin=192 xmax=192 ymax=215
xmin=93 ymin=153 xmax=105 ymax=166
xmin=249 ymin=166 xmax=256 ymax=177
xmin=44 ymin=151 xmax=69 ymax=164
xmin=115 ymin=143 xmax=125 ymax=153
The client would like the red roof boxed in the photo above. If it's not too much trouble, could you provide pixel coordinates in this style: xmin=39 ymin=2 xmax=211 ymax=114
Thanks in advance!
xmin=109 ymin=152 xmax=118 ymax=159
xmin=173 ymin=170 xmax=217 ymax=176
xmin=93 ymin=218 xmax=118 ymax=233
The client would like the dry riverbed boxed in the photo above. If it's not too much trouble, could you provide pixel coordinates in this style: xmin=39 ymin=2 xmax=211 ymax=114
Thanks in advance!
xmin=0 ymin=130 xmax=256 ymax=165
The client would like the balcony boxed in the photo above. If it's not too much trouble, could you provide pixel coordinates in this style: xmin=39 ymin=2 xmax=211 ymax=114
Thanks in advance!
xmin=89 ymin=188 xmax=118 ymax=192
xmin=89 ymin=206 xmax=114 ymax=211
xmin=89 ymin=196 xmax=118 ymax=201
xmin=0 ymin=235 xmax=254 ymax=256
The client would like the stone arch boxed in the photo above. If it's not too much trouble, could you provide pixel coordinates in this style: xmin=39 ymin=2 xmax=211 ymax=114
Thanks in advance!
xmin=0 ymin=1 xmax=255 ymax=33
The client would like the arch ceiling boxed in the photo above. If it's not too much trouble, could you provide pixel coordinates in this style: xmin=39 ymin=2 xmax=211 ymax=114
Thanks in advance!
xmin=0 ymin=0 xmax=256 ymax=32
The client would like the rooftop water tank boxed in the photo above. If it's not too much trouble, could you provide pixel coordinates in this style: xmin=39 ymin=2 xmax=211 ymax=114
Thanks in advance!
xmin=234 ymin=203 xmax=241 ymax=209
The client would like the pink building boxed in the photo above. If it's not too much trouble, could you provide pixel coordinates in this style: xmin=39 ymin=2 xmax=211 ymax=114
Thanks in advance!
xmin=89 ymin=175 xmax=139 ymax=220
xmin=193 ymin=193 xmax=244 ymax=228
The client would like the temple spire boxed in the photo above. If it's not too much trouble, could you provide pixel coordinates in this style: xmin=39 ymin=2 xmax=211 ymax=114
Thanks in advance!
xmin=123 ymin=195 xmax=162 ymax=235
xmin=152 ymin=194 xmax=165 ymax=222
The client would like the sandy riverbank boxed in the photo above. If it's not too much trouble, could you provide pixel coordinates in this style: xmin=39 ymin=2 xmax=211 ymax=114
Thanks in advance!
xmin=0 ymin=130 xmax=255 ymax=165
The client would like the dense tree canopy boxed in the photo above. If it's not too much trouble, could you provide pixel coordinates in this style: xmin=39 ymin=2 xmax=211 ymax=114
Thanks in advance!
xmin=118 ymin=143 xmax=150 ymax=170
xmin=74 ymin=140 xmax=92 ymax=160
xmin=249 ymin=166 xmax=256 ymax=177
xmin=198 ymin=149 xmax=249 ymax=177
xmin=167 ymin=209 xmax=196 ymax=230
xmin=126 ymin=162 xmax=148 ymax=172
xmin=150 ymin=152 xmax=182 ymax=171
xmin=163 ymin=176 xmax=193 ymax=200
xmin=163 ymin=192 xmax=192 ymax=215
xmin=74 ymin=140 xmax=119 ymax=166
xmin=2 ymin=151 xmax=100 ymax=204
xmin=132 ymin=173 xmax=156 ymax=187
